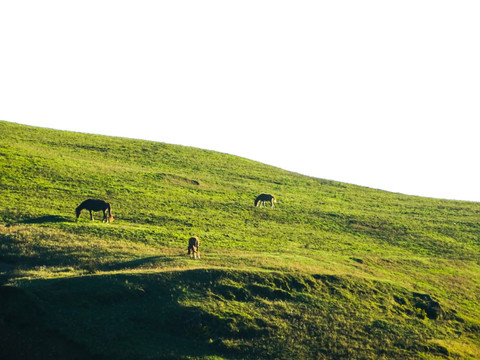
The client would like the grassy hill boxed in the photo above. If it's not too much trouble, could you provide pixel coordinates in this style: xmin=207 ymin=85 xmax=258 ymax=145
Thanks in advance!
xmin=1 ymin=120 xmax=479 ymax=359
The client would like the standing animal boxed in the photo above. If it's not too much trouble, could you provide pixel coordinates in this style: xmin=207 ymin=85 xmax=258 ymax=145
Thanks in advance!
xmin=187 ymin=236 xmax=200 ymax=259
xmin=254 ymin=194 xmax=276 ymax=208
xmin=75 ymin=199 xmax=114 ymax=223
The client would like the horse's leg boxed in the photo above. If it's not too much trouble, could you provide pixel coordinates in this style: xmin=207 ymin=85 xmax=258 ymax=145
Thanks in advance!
xmin=102 ymin=210 xmax=107 ymax=223
xmin=271 ymin=200 xmax=275 ymax=208
xmin=89 ymin=210 xmax=94 ymax=221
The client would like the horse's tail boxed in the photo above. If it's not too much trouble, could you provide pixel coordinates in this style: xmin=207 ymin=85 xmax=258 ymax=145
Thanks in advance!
xmin=106 ymin=202 xmax=114 ymax=222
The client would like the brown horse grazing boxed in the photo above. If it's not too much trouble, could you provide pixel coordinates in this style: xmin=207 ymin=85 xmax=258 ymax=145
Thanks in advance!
xmin=187 ymin=236 xmax=200 ymax=259
xmin=254 ymin=194 xmax=276 ymax=208
xmin=76 ymin=199 xmax=114 ymax=223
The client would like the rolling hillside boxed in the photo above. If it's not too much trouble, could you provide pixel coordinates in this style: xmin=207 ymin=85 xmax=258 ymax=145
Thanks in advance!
xmin=1 ymin=120 xmax=479 ymax=359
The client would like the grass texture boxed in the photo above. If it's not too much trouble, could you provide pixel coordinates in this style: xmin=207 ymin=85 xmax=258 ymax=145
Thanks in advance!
xmin=1 ymin=120 xmax=479 ymax=359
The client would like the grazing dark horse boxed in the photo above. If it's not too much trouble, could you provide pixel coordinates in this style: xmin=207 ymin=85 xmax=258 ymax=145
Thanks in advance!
xmin=255 ymin=194 xmax=276 ymax=208
xmin=76 ymin=199 xmax=113 ymax=223
xmin=187 ymin=236 xmax=200 ymax=259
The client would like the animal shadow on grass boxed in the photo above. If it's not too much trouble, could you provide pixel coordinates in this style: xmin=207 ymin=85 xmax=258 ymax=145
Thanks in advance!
xmin=18 ymin=215 xmax=73 ymax=224
xmin=106 ymin=256 xmax=179 ymax=272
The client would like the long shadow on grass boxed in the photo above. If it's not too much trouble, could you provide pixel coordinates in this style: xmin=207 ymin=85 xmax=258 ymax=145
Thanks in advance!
xmin=0 ymin=230 xmax=84 ymax=271
xmin=106 ymin=256 xmax=179 ymax=271
xmin=18 ymin=215 xmax=73 ymax=224
xmin=0 ymin=229 xmax=181 ymax=285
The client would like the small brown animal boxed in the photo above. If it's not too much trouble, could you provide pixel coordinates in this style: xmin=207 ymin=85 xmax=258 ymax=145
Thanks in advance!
xmin=187 ymin=236 xmax=200 ymax=259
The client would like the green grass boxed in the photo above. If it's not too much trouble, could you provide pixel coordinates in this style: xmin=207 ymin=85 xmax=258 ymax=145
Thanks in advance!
xmin=1 ymin=120 xmax=480 ymax=359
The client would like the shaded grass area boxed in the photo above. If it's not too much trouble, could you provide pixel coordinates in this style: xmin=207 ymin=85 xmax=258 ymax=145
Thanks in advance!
xmin=5 ymin=268 xmax=478 ymax=360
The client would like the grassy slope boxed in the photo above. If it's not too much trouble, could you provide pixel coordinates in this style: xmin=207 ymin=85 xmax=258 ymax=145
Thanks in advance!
xmin=1 ymin=120 xmax=479 ymax=359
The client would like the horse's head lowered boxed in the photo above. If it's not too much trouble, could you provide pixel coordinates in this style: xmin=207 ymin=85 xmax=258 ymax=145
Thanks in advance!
xmin=75 ymin=206 xmax=82 ymax=219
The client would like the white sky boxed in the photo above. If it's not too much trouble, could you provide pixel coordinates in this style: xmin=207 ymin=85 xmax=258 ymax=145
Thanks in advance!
xmin=1 ymin=1 xmax=479 ymax=202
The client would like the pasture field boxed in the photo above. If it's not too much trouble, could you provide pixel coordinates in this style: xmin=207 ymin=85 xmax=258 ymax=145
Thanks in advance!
xmin=1 ymin=120 xmax=480 ymax=359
